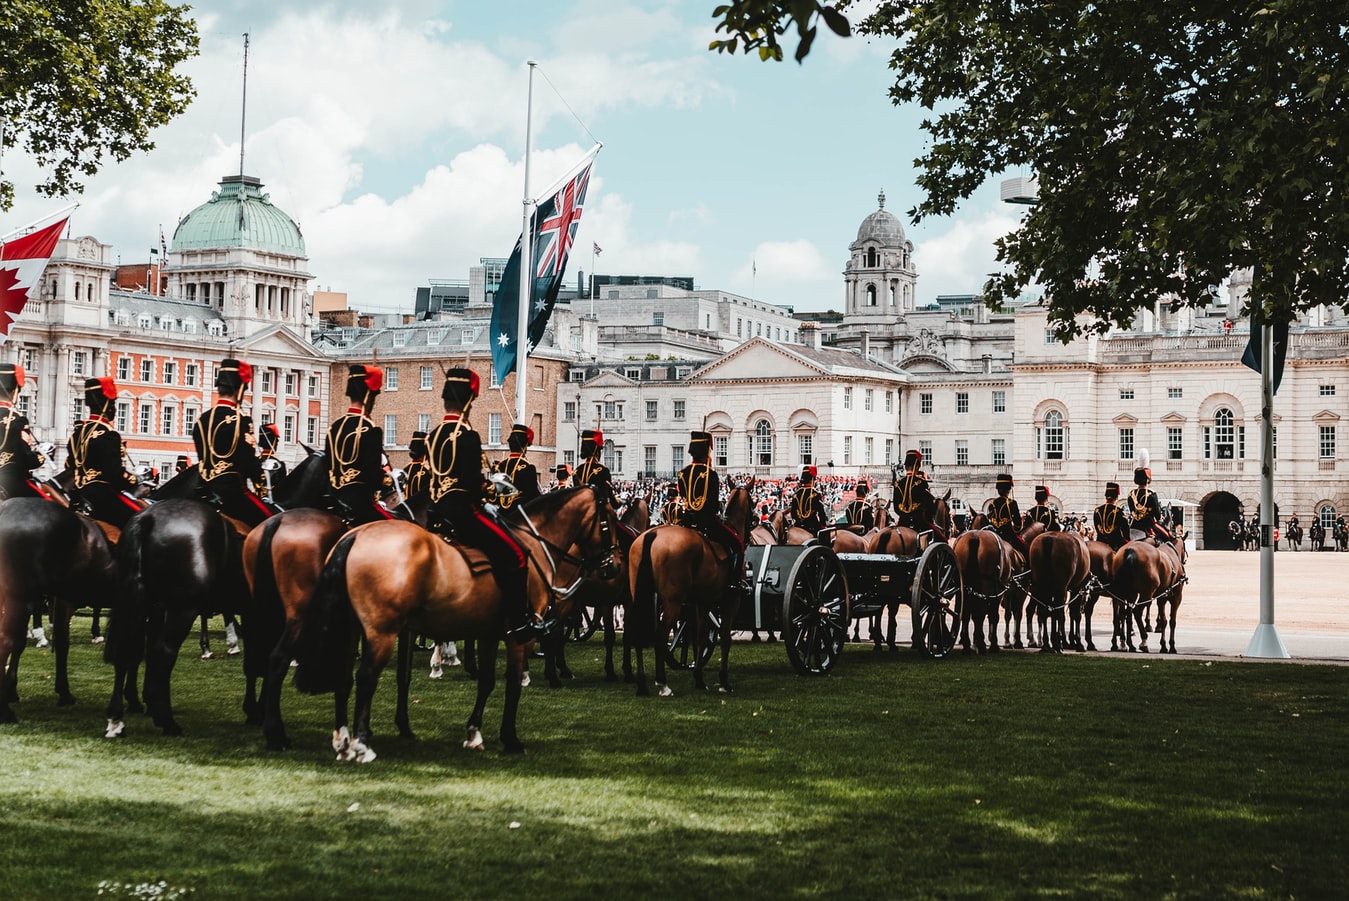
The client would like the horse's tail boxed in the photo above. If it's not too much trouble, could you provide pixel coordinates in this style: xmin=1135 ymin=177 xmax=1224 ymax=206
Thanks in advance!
xmin=243 ymin=515 xmax=285 ymax=680
xmin=292 ymin=530 xmax=359 ymax=695
xmin=105 ymin=511 xmax=150 ymax=669
xmin=626 ymin=530 xmax=659 ymax=649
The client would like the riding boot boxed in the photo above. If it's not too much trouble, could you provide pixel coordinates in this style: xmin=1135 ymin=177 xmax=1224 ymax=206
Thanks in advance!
xmin=503 ymin=565 xmax=550 ymax=643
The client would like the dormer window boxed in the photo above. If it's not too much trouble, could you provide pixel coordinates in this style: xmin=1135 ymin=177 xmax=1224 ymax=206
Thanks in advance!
xmin=137 ymin=314 xmax=152 ymax=329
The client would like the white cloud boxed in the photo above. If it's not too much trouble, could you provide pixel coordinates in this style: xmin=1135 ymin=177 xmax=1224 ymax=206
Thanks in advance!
xmin=912 ymin=204 xmax=1023 ymax=300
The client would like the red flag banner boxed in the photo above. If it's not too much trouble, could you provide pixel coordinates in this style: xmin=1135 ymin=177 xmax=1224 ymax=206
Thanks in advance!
xmin=0 ymin=217 xmax=69 ymax=346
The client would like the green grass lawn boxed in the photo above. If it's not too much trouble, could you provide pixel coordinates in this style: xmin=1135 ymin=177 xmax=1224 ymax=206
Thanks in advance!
xmin=1 ymin=617 xmax=1346 ymax=900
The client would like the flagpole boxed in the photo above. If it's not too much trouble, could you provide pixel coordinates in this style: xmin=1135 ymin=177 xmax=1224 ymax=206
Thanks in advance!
xmin=589 ymin=244 xmax=596 ymax=316
xmin=514 ymin=61 xmax=537 ymax=426
xmin=0 ymin=203 xmax=79 ymax=247
xmin=1246 ymin=313 xmax=1288 ymax=658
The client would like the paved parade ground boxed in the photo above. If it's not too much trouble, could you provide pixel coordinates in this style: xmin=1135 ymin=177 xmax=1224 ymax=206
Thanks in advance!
xmin=1093 ymin=547 xmax=1349 ymax=662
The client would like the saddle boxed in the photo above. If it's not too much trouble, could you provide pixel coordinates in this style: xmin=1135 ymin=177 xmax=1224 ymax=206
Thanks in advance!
xmin=427 ymin=522 xmax=496 ymax=576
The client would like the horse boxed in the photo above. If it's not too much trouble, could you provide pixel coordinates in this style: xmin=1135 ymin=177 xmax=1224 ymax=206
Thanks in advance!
xmin=1109 ymin=538 xmax=1187 ymax=653
xmin=103 ymin=498 xmax=248 ymax=738
xmin=954 ymin=516 xmax=1044 ymax=653
xmin=1026 ymin=530 xmax=1090 ymax=653
xmin=0 ymin=500 xmax=119 ymax=723
xmin=1068 ymin=540 xmax=1116 ymax=652
xmin=1285 ymin=521 xmax=1303 ymax=551
xmin=1336 ymin=520 xmax=1349 ymax=552
xmin=625 ymin=484 xmax=753 ymax=698
xmin=1310 ymin=519 xmax=1326 ymax=551
xmin=291 ymin=486 xmax=621 ymax=761
xmin=850 ymin=491 xmax=953 ymax=651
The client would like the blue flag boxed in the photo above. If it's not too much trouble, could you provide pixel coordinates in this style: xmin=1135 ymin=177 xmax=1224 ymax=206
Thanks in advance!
xmin=491 ymin=160 xmax=594 ymax=379
xmin=1240 ymin=314 xmax=1289 ymax=395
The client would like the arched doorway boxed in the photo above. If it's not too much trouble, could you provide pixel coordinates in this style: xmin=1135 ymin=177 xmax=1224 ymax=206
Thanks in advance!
xmin=1202 ymin=491 xmax=1243 ymax=550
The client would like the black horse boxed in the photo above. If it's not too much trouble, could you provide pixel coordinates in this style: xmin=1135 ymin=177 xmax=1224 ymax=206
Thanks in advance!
xmin=1310 ymin=519 xmax=1326 ymax=551
xmin=0 ymin=499 xmax=118 ymax=723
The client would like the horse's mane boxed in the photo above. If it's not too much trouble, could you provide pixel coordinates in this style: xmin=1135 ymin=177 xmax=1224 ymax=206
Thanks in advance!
xmin=518 ymin=486 xmax=592 ymax=518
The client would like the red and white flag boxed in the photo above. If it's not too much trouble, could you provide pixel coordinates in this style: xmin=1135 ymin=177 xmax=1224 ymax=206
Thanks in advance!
xmin=0 ymin=217 xmax=68 ymax=346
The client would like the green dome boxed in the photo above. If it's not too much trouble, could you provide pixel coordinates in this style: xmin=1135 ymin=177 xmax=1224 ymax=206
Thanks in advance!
xmin=172 ymin=175 xmax=306 ymax=256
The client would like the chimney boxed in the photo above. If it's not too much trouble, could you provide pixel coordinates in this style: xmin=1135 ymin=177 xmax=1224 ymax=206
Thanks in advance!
xmin=801 ymin=321 xmax=821 ymax=349
xmin=860 ymin=327 xmax=871 ymax=360
xmin=982 ymin=354 xmax=992 ymax=375
xmin=580 ymin=311 xmax=599 ymax=356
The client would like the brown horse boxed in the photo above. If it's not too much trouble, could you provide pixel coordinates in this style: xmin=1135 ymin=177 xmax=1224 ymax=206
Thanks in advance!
xmin=625 ymin=484 xmax=752 ymax=697
xmin=292 ymin=487 xmax=620 ymax=761
xmin=0 ymin=499 xmax=119 ymax=723
xmin=1111 ymin=539 xmax=1187 ymax=653
xmin=954 ymin=517 xmax=1044 ymax=653
xmin=1026 ymin=531 xmax=1090 ymax=653
xmin=857 ymin=491 xmax=952 ymax=650
xmin=1069 ymin=540 xmax=1116 ymax=651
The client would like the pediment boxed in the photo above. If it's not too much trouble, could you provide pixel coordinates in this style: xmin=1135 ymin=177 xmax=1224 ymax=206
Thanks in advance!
xmin=1313 ymin=409 xmax=1341 ymax=423
xmin=583 ymin=370 xmax=636 ymax=389
xmin=899 ymin=354 xmax=958 ymax=373
xmin=1159 ymin=412 xmax=1187 ymax=424
xmin=691 ymin=338 xmax=829 ymax=381
xmin=237 ymin=324 xmax=330 ymax=360
xmin=1113 ymin=413 xmax=1138 ymax=426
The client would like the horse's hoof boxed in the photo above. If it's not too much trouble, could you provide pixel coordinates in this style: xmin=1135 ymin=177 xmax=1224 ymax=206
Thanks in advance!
xmin=428 ymin=667 xmax=443 ymax=680
xmin=90 ymin=636 xmax=105 ymax=646
xmin=464 ymin=727 xmax=485 ymax=751
xmin=160 ymin=722 xmax=184 ymax=737
xmin=502 ymin=742 xmax=526 ymax=755
xmin=987 ymin=643 xmax=1000 ymax=654
xmin=520 ymin=673 xmax=531 ymax=688
xmin=244 ymin=712 xmax=262 ymax=726
xmin=750 ymin=633 xmax=761 ymax=644
xmin=58 ymin=694 xmax=77 ymax=707
xmin=227 ymin=644 xmax=241 ymax=657
xmin=1013 ymin=641 xmax=1024 ymax=650
xmin=0 ymin=708 xmax=17 ymax=724
xmin=104 ymin=718 xmax=124 ymax=738
xmin=718 ymin=685 xmax=733 ymax=694
xmin=635 ymin=685 xmax=649 ymax=697
xmin=398 ymin=728 xmax=416 ymax=741
xmin=547 ymin=678 xmax=562 ymax=690
xmin=200 ymin=650 xmax=214 ymax=660
xmin=604 ymin=673 xmax=618 ymax=683
xmin=265 ymin=735 xmax=292 ymax=752
xmin=657 ymin=684 xmax=674 ymax=698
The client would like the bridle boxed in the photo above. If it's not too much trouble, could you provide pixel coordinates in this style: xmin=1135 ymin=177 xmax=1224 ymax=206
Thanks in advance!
xmin=511 ymin=487 xmax=622 ymax=602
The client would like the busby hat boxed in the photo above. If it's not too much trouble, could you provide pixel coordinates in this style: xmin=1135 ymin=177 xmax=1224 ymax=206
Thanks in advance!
xmin=508 ymin=423 xmax=534 ymax=451
xmin=0 ymin=362 xmax=23 ymax=393
xmin=800 ymin=465 xmax=816 ymax=483
xmin=855 ymin=482 xmax=869 ymax=497
xmin=84 ymin=376 xmax=118 ymax=410
xmin=1105 ymin=481 xmax=1120 ymax=499
xmin=996 ymin=473 xmax=1014 ymax=494
xmin=555 ymin=463 xmax=570 ymax=479
xmin=442 ymin=367 xmax=479 ymax=406
xmin=346 ymin=364 xmax=383 ymax=400
xmin=1034 ymin=485 xmax=1049 ymax=503
xmin=688 ymin=430 xmax=711 ymax=447
xmin=175 ymin=455 xmax=190 ymax=470
xmin=259 ymin=422 xmax=280 ymax=452
xmin=903 ymin=448 xmax=922 ymax=470
xmin=667 ymin=484 xmax=679 ymax=496
xmin=1133 ymin=449 xmax=1152 ymax=486
xmin=581 ymin=429 xmax=603 ymax=455
xmin=409 ymin=430 xmax=428 ymax=459
xmin=217 ymin=358 xmax=252 ymax=390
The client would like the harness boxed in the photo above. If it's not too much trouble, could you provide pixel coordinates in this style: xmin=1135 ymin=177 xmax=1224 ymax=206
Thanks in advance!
xmin=502 ymin=490 xmax=621 ymax=603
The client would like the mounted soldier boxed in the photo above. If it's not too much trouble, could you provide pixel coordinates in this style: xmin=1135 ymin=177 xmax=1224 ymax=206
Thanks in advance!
xmin=677 ymin=430 xmax=745 ymax=592
xmin=844 ymin=481 xmax=876 ymax=531
xmin=1093 ymin=481 xmax=1130 ymax=551
xmin=791 ymin=465 xmax=826 ymax=535
xmin=174 ymin=454 xmax=191 ymax=476
xmin=1126 ymin=450 xmax=1174 ymax=545
xmin=573 ymin=429 xmax=614 ymax=505
xmin=1025 ymin=484 xmax=1061 ymax=531
xmin=405 ymin=430 xmax=429 ymax=498
xmin=0 ymin=362 xmax=44 ymax=501
xmin=497 ymin=423 xmax=540 ymax=510
xmin=256 ymin=422 xmax=285 ymax=502
xmin=553 ymin=463 xmax=571 ymax=490
xmin=892 ymin=448 xmax=945 ymax=541
xmin=425 ymin=367 xmax=546 ymax=642
xmin=660 ymin=483 xmax=683 ymax=525
xmin=192 ymin=357 xmax=275 ymax=527
xmin=66 ymin=377 xmax=140 ymax=528
xmin=325 ymin=363 xmax=395 ymax=527
xmin=986 ymin=473 xmax=1028 ymax=556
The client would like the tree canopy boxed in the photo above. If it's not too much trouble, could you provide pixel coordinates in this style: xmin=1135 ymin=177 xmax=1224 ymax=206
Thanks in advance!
xmin=709 ymin=1 xmax=851 ymax=62
xmin=0 ymin=0 xmax=198 ymax=211
xmin=713 ymin=1 xmax=1349 ymax=336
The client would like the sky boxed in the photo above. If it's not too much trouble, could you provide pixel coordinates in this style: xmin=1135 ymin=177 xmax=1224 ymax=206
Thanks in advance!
xmin=4 ymin=1 xmax=1029 ymax=315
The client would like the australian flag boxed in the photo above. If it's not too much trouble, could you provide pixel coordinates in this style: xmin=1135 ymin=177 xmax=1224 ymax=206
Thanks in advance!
xmin=1240 ymin=313 xmax=1290 ymax=395
xmin=491 ymin=159 xmax=594 ymax=379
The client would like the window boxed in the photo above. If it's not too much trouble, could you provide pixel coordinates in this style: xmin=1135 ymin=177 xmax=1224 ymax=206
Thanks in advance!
xmin=116 ymin=403 xmax=130 ymax=433
xmin=603 ymin=401 xmax=619 ymax=419
xmin=285 ymin=372 xmax=297 ymax=396
xmin=569 ymin=370 xmax=586 ymax=383
xmin=1320 ymin=425 xmax=1336 ymax=459
xmin=1118 ymin=427 xmax=1135 ymax=461
xmin=308 ymin=374 xmax=319 ymax=397
xmin=1039 ymin=410 xmax=1066 ymax=460
xmin=185 ymin=363 xmax=198 ymax=388
xmin=420 ymin=367 xmax=434 ymax=390
xmin=992 ymin=438 xmax=1006 ymax=466
xmin=714 ymin=436 xmax=728 ymax=467
xmin=956 ymin=392 xmax=969 ymax=414
xmin=418 ymin=413 xmax=432 ymax=433
xmin=864 ymin=436 xmax=874 ymax=464
xmin=392 ymin=331 xmax=408 ymax=347
xmin=117 ymin=357 xmax=130 ymax=380
xmin=162 ymin=361 xmax=176 ymax=385
xmin=919 ymin=440 xmax=933 ymax=465
xmin=864 ymin=389 xmax=874 ymax=412
xmin=652 ymin=312 xmax=664 ymax=326
xmin=885 ymin=438 xmax=894 ymax=465
xmin=184 ymin=406 xmax=198 ymax=436
xmin=736 ymin=318 xmax=743 ymax=337
xmin=385 ymin=367 xmax=399 ymax=391
xmin=843 ymin=387 xmax=852 ymax=410
xmin=140 ymin=358 xmax=152 ymax=382
xmin=283 ymin=415 xmax=296 ymax=445
xmin=489 ymin=365 xmax=499 ymax=389
xmin=72 ymin=351 xmax=88 ymax=375
xmin=668 ymin=445 xmax=682 ymax=474
xmin=843 ymin=436 xmax=852 ymax=465
xmin=71 ymin=397 xmax=83 ymax=425
xmin=798 ymin=433 xmax=813 ymax=465
xmin=461 ymin=329 xmax=476 ymax=346
xmin=261 ymin=370 xmax=274 ymax=393
xmin=161 ymin=405 xmax=175 ymax=436
xmin=955 ymin=440 xmax=968 ymax=466
xmin=676 ymin=368 xmax=692 ymax=379
xmin=564 ymin=402 xmax=576 ymax=422
xmin=992 ymin=390 xmax=1006 ymax=413
xmin=1044 ymin=329 xmax=1056 ymax=344
xmin=488 ymin=413 xmax=502 ymax=445
xmin=646 ymin=400 xmax=658 ymax=421
xmin=1168 ymin=387 xmax=1184 ymax=399
xmin=1206 ymin=407 xmax=1235 ymax=460
xmin=753 ymin=420 xmax=773 ymax=466
xmin=383 ymin=415 xmax=397 ymax=447
xmin=138 ymin=403 xmax=152 ymax=434
xmin=1319 ymin=504 xmax=1337 ymax=530
xmin=626 ymin=367 xmax=642 ymax=380
xmin=1119 ymin=388 xmax=1135 ymax=400
xmin=885 ymin=391 xmax=894 ymax=414
xmin=673 ymin=400 xmax=686 ymax=421
xmin=1320 ymin=385 xmax=1336 ymax=397
xmin=644 ymin=445 xmax=657 ymax=475
xmin=1168 ymin=427 xmax=1183 ymax=460
xmin=306 ymin=417 xmax=319 ymax=446
xmin=920 ymin=393 xmax=933 ymax=415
